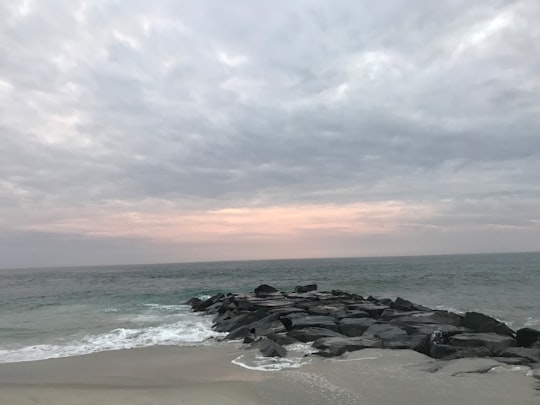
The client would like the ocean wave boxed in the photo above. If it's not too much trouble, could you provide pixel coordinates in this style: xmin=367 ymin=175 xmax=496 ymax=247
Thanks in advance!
xmin=142 ymin=303 xmax=188 ymax=311
xmin=232 ymin=353 xmax=311 ymax=371
xmin=231 ymin=342 xmax=314 ymax=371
xmin=0 ymin=313 xmax=224 ymax=364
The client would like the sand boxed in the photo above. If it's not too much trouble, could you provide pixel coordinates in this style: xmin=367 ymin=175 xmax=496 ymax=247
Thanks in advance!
xmin=0 ymin=344 xmax=537 ymax=405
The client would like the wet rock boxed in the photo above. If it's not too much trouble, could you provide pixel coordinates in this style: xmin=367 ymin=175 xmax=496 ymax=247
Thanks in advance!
xmin=391 ymin=297 xmax=430 ymax=312
xmin=295 ymin=284 xmax=317 ymax=293
xmin=248 ymin=314 xmax=286 ymax=337
xmin=347 ymin=303 xmax=389 ymax=318
xmin=254 ymin=284 xmax=278 ymax=295
xmin=338 ymin=318 xmax=377 ymax=337
xmin=498 ymin=347 xmax=540 ymax=364
xmin=516 ymin=327 xmax=540 ymax=347
xmin=342 ymin=310 xmax=370 ymax=319
xmin=363 ymin=323 xmax=408 ymax=340
xmin=449 ymin=332 xmax=515 ymax=354
xmin=306 ymin=304 xmax=346 ymax=316
xmin=398 ymin=323 xmax=467 ymax=337
xmin=266 ymin=332 xmax=299 ymax=346
xmin=214 ymin=309 xmax=268 ymax=332
xmin=226 ymin=326 xmax=253 ymax=340
xmin=463 ymin=312 xmax=514 ymax=337
xmin=184 ymin=297 xmax=202 ymax=308
xmin=430 ymin=344 xmax=492 ymax=360
xmin=313 ymin=336 xmax=382 ymax=357
xmin=194 ymin=293 xmax=224 ymax=311
xmin=281 ymin=315 xmax=338 ymax=332
xmin=288 ymin=327 xmax=346 ymax=342
xmin=253 ymin=337 xmax=287 ymax=357
xmin=390 ymin=311 xmax=464 ymax=327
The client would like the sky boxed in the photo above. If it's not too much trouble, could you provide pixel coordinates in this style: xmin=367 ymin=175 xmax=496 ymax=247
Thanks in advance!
xmin=1 ymin=0 xmax=539 ymax=268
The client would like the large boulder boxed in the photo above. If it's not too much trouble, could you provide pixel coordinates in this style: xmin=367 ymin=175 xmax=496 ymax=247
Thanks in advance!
xmin=402 ymin=323 xmax=468 ymax=341
xmin=463 ymin=312 xmax=514 ymax=337
xmin=295 ymin=284 xmax=317 ymax=293
xmin=214 ymin=309 xmax=268 ymax=332
xmin=288 ymin=327 xmax=346 ymax=342
xmin=391 ymin=297 xmax=430 ymax=312
xmin=430 ymin=343 xmax=492 ymax=360
xmin=449 ymin=332 xmax=515 ymax=354
xmin=194 ymin=293 xmax=224 ymax=311
xmin=306 ymin=304 xmax=346 ymax=317
xmin=280 ymin=315 xmax=338 ymax=332
xmin=363 ymin=323 xmax=408 ymax=340
xmin=184 ymin=297 xmax=202 ymax=308
xmin=265 ymin=332 xmax=299 ymax=346
xmin=498 ymin=347 xmax=540 ymax=364
xmin=516 ymin=327 xmax=540 ymax=347
xmin=225 ymin=326 xmax=253 ymax=340
xmin=390 ymin=311 xmax=464 ymax=327
xmin=313 ymin=336 xmax=382 ymax=357
xmin=347 ymin=303 xmax=389 ymax=318
xmin=254 ymin=284 xmax=278 ymax=295
xmin=338 ymin=318 xmax=377 ymax=337
xmin=253 ymin=337 xmax=287 ymax=357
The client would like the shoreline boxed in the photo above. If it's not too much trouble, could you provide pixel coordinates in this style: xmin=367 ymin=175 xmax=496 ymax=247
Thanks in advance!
xmin=0 ymin=344 xmax=537 ymax=405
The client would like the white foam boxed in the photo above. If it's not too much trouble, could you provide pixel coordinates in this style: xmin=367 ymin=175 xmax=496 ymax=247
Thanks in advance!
xmin=524 ymin=317 xmax=539 ymax=327
xmin=232 ymin=353 xmax=311 ymax=371
xmin=435 ymin=305 xmax=464 ymax=314
xmin=286 ymin=342 xmax=317 ymax=356
xmin=142 ymin=303 xmax=187 ymax=311
xmin=0 ymin=313 xmax=224 ymax=364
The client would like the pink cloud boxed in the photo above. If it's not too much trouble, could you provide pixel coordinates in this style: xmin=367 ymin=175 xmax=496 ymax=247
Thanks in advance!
xmin=21 ymin=201 xmax=437 ymax=243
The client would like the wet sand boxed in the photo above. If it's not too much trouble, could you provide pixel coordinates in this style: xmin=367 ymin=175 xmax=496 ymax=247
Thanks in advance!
xmin=0 ymin=344 xmax=537 ymax=405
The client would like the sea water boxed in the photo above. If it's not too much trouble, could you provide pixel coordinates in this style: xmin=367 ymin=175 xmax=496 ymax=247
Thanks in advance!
xmin=0 ymin=252 xmax=539 ymax=364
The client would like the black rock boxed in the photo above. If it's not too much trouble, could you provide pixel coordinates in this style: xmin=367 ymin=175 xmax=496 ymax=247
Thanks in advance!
xmin=499 ymin=347 xmax=540 ymax=364
xmin=288 ymin=327 xmax=346 ymax=342
xmin=431 ymin=344 xmax=492 ymax=360
xmin=401 ymin=323 xmax=467 ymax=339
xmin=449 ymin=332 xmax=516 ymax=354
xmin=342 ymin=310 xmax=370 ymax=319
xmin=184 ymin=297 xmax=202 ymax=308
xmin=248 ymin=314 xmax=286 ymax=337
xmin=516 ymin=327 xmax=540 ymax=347
xmin=313 ymin=336 xmax=382 ymax=357
xmin=266 ymin=332 xmax=299 ymax=346
xmin=226 ymin=326 xmax=253 ymax=340
xmin=281 ymin=315 xmax=338 ymax=332
xmin=463 ymin=312 xmax=514 ymax=337
xmin=194 ymin=293 xmax=224 ymax=311
xmin=390 ymin=311 xmax=464 ymax=327
xmin=338 ymin=318 xmax=377 ymax=337
xmin=391 ymin=297 xmax=431 ymax=312
xmin=363 ymin=323 xmax=408 ymax=340
xmin=255 ymin=337 xmax=287 ymax=357
xmin=306 ymin=304 xmax=346 ymax=316
xmin=347 ymin=303 xmax=389 ymax=318
xmin=214 ymin=309 xmax=268 ymax=332
xmin=254 ymin=284 xmax=278 ymax=295
xmin=295 ymin=284 xmax=318 ymax=293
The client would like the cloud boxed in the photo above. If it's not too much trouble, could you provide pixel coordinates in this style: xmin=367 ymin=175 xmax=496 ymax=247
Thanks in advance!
xmin=1 ymin=0 xmax=539 ymax=267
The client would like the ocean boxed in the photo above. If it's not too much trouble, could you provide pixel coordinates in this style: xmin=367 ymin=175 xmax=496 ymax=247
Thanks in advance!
xmin=1 ymin=252 xmax=539 ymax=364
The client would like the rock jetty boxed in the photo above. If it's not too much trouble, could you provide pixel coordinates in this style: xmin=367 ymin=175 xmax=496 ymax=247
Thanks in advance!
xmin=187 ymin=284 xmax=540 ymax=367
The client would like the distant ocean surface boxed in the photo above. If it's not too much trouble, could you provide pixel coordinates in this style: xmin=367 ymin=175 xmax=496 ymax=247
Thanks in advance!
xmin=1 ymin=252 xmax=539 ymax=364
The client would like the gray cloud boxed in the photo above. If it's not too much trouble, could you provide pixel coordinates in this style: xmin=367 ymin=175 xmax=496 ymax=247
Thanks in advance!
xmin=1 ymin=0 xmax=539 ymax=267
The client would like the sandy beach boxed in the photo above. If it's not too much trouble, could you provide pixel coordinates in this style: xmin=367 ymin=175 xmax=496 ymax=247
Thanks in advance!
xmin=0 ymin=344 xmax=537 ymax=405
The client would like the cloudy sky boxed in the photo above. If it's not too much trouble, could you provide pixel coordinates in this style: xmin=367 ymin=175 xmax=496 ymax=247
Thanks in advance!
xmin=1 ymin=0 xmax=539 ymax=268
